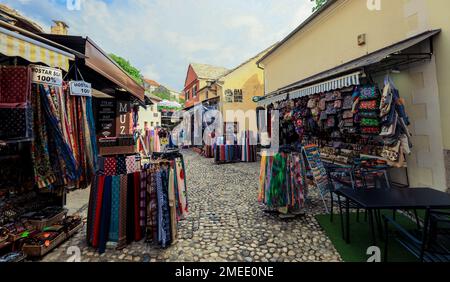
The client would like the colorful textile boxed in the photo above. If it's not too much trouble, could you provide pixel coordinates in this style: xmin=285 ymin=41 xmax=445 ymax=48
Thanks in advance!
xmin=98 ymin=176 xmax=112 ymax=254
xmin=118 ymin=175 xmax=128 ymax=248
xmin=31 ymin=84 xmax=57 ymax=188
xmin=108 ymin=176 xmax=121 ymax=242
xmin=117 ymin=156 xmax=127 ymax=175
xmin=146 ymin=167 xmax=158 ymax=242
xmin=126 ymin=155 xmax=137 ymax=174
xmin=133 ymin=172 xmax=142 ymax=241
xmin=104 ymin=157 xmax=117 ymax=176
xmin=175 ymin=158 xmax=188 ymax=219
xmin=0 ymin=107 xmax=32 ymax=140
xmin=140 ymin=170 xmax=147 ymax=229
xmin=126 ymin=173 xmax=135 ymax=244
xmin=92 ymin=175 xmax=105 ymax=248
xmin=40 ymin=84 xmax=80 ymax=185
xmin=0 ymin=66 xmax=30 ymax=105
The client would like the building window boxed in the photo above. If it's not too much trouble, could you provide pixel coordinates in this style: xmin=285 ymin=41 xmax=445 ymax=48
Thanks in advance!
xmin=193 ymin=85 xmax=197 ymax=97
xmin=151 ymin=122 xmax=154 ymax=126
xmin=234 ymin=89 xmax=243 ymax=103
xmin=156 ymin=122 xmax=159 ymax=126
xmin=225 ymin=89 xmax=233 ymax=103
xmin=186 ymin=90 xmax=190 ymax=100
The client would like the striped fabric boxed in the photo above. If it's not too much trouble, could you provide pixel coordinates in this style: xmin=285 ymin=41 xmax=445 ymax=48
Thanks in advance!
xmin=290 ymin=72 xmax=361 ymax=100
xmin=0 ymin=27 xmax=72 ymax=71
xmin=257 ymin=72 xmax=361 ymax=106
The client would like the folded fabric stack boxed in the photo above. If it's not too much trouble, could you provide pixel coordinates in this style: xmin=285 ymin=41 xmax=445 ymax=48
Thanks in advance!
xmin=355 ymin=86 xmax=381 ymax=135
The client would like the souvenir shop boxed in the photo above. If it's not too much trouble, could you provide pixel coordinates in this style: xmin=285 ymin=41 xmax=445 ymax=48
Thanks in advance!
xmin=213 ymin=127 xmax=257 ymax=164
xmin=186 ymin=103 xmax=257 ymax=164
xmin=257 ymin=70 xmax=413 ymax=215
xmin=140 ymin=126 xmax=172 ymax=154
xmin=37 ymin=34 xmax=191 ymax=254
xmin=0 ymin=25 xmax=95 ymax=261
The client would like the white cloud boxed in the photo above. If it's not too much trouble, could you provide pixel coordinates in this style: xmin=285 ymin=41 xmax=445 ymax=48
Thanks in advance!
xmin=142 ymin=64 xmax=161 ymax=81
xmin=2 ymin=0 xmax=314 ymax=90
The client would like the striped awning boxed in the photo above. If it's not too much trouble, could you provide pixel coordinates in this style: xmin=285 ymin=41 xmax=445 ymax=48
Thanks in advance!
xmin=257 ymin=93 xmax=288 ymax=107
xmin=0 ymin=26 xmax=74 ymax=71
xmin=289 ymin=71 xmax=361 ymax=99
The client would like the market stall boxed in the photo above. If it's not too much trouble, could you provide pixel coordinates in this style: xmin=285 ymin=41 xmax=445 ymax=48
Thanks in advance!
xmin=257 ymin=74 xmax=414 ymax=215
xmin=0 ymin=24 xmax=92 ymax=261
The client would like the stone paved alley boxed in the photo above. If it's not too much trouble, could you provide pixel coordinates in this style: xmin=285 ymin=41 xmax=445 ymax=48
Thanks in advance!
xmin=43 ymin=150 xmax=341 ymax=262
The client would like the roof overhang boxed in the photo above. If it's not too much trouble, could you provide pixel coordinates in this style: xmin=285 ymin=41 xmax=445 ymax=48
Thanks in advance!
xmin=0 ymin=22 xmax=85 ymax=71
xmin=258 ymin=29 xmax=441 ymax=105
xmin=38 ymin=34 xmax=145 ymax=102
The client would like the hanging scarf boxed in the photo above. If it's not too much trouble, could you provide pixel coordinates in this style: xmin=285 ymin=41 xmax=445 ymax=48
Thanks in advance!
xmin=31 ymin=84 xmax=57 ymax=188
xmin=39 ymin=84 xmax=80 ymax=183
xmin=268 ymin=153 xmax=287 ymax=207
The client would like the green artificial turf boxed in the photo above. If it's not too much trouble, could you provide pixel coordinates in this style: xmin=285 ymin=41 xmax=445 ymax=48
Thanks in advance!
xmin=316 ymin=211 xmax=420 ymax=262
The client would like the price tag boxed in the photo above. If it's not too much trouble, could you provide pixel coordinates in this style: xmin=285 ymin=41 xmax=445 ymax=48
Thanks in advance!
xmin=31 ymin=65 xmax=63 ymax=86
xmin=69 ymin=81 xmax=92 ymax=97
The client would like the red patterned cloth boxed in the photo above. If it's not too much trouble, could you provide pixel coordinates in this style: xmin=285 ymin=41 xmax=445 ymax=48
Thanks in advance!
xmin=0 ymin=66 xmax=31 ymax=106
xmin=104 ymin=157 xmax=117 ymax=176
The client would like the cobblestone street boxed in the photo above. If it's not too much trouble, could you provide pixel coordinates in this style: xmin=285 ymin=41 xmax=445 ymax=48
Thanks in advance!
xmin=42 ymin=149 xmax=341 ymax=262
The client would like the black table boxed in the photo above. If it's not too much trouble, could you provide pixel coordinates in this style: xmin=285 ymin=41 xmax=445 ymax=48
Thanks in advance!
xmin=336 ymin=187 xmax=450 ymax=244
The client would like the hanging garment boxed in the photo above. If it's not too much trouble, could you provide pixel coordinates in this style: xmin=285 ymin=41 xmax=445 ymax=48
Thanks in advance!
xmin=92 ymin=175 xmax=105 ymax=248
xmin=258 ymin=154 xmax=267 ymax=203
xmin=175 ymin=158 xmax=188 ymax=219
xmin=98 ymin=176 xmax=112 ymax=254
xmin=31 ymin=84 xmax=57 ymax=188
xmin=0 ymin=66 xmax=31 ymax=104
xmin=126 ymin=155 xmax=137 ymax=174
xmin=0 ymin=106 xmax=33 ymax=140
xmin=133 ymin=172 xmax=142 ymax=241
xmin=118 ymin=175 xmax=128 ymax=248
xmin=40 ymin=84 xmax=80 ymax=185
xmin=140 ymin=170 xmax=147 ymax=231
xmin=146 ymin=167 xmax=158 ymax=243
xmin=104 ymin=157 xmax=117 ymax=176
xmin=126 ymin=173 xmax=135 ymax=244
xmin=117 ymin=156 xmax=127 ymax=175
xmin=168 ymin=164 xmax=177 ymax=242
xmin=108 ymin=176 xmax=121 ymax=242
xmin=86 ymin=175 xmax=99 ymax=245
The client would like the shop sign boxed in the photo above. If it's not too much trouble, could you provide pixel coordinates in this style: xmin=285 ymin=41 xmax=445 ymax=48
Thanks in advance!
xmin=31 ymin=65 xmax=63 ymax=86
xmin=98 ymin=99 xmax=116 ymax=138
xmin=116 ymin=101 xmax=132 ymax=136
xmin=69 ymin=81 xmax=92 ymax=97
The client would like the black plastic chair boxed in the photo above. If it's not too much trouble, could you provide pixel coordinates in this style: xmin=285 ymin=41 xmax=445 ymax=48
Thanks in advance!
xmin=324 ymin=163 xmax=359 ymax=240
xmin=383 ymin=209 xmax=450 ymax=262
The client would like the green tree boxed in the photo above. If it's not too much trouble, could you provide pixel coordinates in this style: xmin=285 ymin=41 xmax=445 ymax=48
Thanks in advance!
xmin=109 ymin=53 xmax=144 ymax=85
xmin=311 ymin=0 xmax=327 ymax=12
xmin=152 ymin=86 xmax=172 ymax=101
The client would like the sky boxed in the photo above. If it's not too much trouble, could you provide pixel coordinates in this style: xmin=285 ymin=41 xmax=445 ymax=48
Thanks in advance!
xmin=2 ymin=0 xmax=314 ymax=91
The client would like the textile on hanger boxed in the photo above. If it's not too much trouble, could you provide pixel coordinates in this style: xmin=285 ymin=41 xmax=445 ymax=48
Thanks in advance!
xmin=87 ymin=152 xmax=189 ymax=253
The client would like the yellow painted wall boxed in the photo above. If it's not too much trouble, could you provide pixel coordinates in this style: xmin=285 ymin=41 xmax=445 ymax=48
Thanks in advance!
xmin=260 ymin=0 xmax=450 ymax=190
xmin=425 ymin=0 xmax=450 ymax=149
xmin=220 ymin=54 xmax=266 ymax=133
xmin=262 ymin=0 xmax=450 ymax=148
